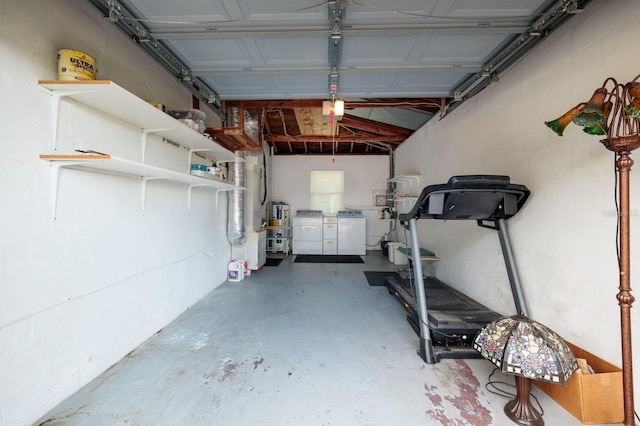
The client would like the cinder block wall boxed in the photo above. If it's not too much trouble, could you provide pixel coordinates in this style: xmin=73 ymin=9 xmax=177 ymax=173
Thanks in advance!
xmin=0 ymin=1 xmax=231 ymax=424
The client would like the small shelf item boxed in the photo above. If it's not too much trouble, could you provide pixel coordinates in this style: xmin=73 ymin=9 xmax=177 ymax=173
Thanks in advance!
xmin=40 ymin=153 xmax=244 ymax=219
xmin=408 ymin=254 xmax=441 ymax=262
xmin=401 ymin=246 xmax=440 ymax=262
xmin=38 ymin=80 xmax=244 ymax=165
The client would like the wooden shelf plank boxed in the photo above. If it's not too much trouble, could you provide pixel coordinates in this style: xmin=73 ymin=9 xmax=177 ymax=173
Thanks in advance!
xmin=40 ymin=153 xmax=111 ymax=160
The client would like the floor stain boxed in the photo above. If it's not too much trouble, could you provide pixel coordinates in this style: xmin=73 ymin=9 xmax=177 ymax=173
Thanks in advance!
xmin=201 ymin=372 xmax=216 ymax=385
xmin=218 ymin=356 xmax=238 ymax=382
xmin=253 ymin=357 xmax=264 ymax=370
xmin=424 ymin=360 xmax=494 ymax=425
xmin=219 ymin=362 xmax=237 ymax=382
xmin=423 ymin=407 xmax=457 ymax=426
xmin=89 ymin=370 xmax=118 ymax=393
xmin=38 ymin=411 xmax=91 ymax=425
xmin=424 ymin=383 xmax=443 ymax=406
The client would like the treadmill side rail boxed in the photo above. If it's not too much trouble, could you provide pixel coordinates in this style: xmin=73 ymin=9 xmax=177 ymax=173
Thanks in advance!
xmin=407 ymin=217 xmax=435 ymax=364
xmin=497 ymin=218 xmax=528 ymax=316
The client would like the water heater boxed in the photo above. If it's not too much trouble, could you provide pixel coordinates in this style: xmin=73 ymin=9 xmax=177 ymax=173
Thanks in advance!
xmin=271 ymin=203 xmax=289 ymax=227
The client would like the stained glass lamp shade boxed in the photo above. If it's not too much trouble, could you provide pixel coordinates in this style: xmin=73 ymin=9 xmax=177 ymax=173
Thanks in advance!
xmin=473 ymin=315 xmax=577 ymax=426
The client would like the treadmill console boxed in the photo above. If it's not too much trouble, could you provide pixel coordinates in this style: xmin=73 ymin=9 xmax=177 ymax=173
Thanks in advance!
xmin=447 ymin=174 xmax=510 ymax=188
xmin=399 ymin=175 xmax=530 ymax=223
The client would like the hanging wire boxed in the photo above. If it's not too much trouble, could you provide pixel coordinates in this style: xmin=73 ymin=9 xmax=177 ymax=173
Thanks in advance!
xmin=277 ymin=109 xmax=290 ymax=137
xmin=263 ymin=108 xmax=290 ymax=137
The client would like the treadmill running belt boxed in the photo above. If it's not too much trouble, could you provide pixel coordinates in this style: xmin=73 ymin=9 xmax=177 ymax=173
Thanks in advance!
xmin=392 ymin=276 xmax=495 ymax=312
xmin=385 ymin=275 xmax=501 ymax=342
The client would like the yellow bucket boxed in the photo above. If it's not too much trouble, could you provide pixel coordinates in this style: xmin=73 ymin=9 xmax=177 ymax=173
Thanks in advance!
xmin=57 ymin=49 xmax=97 ymax=81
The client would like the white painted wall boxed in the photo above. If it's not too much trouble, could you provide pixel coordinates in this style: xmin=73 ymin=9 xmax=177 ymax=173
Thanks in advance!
xmin=271 ymin=155 xmax=391 ymax=249
xmin=396 ymin=0 xmax=640 ymax=409
xmin=0 ymin=1 xmax=232 ymax=424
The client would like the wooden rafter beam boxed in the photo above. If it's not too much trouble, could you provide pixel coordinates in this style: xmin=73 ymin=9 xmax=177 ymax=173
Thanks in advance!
xmin=263 ymin=135 xmax=405 ymax=144
xmin=338 ymin=114 xmax=413 ymax=136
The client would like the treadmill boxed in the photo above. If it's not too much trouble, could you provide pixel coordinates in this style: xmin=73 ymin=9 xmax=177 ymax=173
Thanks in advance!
xmin=387 ymin=175 xmax=531 ymax=364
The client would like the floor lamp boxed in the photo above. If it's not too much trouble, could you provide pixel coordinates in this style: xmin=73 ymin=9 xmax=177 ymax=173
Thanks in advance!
xmin=545 ymin=75 xmax=639 ymax=425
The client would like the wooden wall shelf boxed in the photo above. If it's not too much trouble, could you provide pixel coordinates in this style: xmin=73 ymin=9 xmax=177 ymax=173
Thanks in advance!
xmin=38 ymin=80 xmax=245 ymax=219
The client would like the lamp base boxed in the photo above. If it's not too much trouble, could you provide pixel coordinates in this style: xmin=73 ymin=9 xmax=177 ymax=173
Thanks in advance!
xmin=504 ymin=376 xmax=544 ymax=426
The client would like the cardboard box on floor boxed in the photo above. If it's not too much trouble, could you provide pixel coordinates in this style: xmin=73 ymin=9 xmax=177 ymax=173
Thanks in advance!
xmin=533 ymin=341 xmax=623 ymax=424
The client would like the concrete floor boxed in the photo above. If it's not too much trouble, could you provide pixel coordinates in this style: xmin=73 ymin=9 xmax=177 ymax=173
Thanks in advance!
xmin=37 ymin=252 xmax=594 ymax=426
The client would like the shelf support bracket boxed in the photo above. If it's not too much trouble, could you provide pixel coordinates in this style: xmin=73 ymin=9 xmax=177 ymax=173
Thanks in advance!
xmin=187 ymin=183 xmax=217 ymax=212
xmin=49 ymin=161 xmax=84 ymax=219
xmin=140 ymin=128 xmax=171 ymax=163
xmin=188 ymin=148 xmax=214 ymax=173
xmin=215 ymin=188 xmax=235 ymax=210
xmin=141 ymin=176 xmax=165 ymax=215
xmin=44 ymin=89 xmax=95 ymax=151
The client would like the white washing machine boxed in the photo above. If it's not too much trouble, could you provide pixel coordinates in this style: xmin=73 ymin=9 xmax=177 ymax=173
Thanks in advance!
xmin=292 ymin=210 xmax=324 ymax=255
xmin=337 ymin=210 xmax=366 ymax=255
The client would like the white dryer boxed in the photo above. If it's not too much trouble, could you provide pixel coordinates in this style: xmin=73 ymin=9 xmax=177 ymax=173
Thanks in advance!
xmin=292 ymin=210 xmax=324 ymax=255
xmin=337 ymin=210 xmax=366 ymax=255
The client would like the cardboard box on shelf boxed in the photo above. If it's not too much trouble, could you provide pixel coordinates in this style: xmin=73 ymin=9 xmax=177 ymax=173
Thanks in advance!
xmin=533 ymin=341 xmax=623 ymax=424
